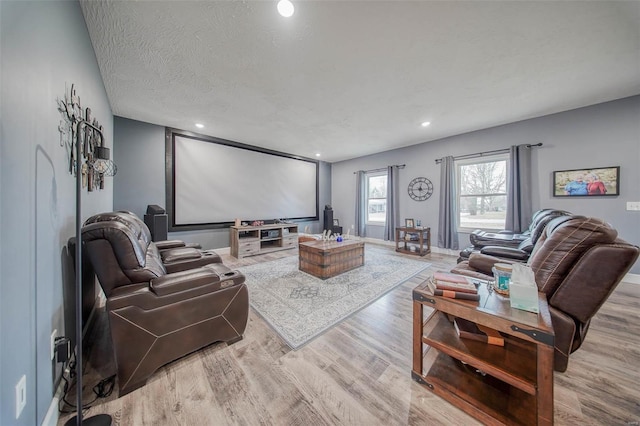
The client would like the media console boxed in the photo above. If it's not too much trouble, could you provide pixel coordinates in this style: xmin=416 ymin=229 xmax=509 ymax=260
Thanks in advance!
xmin=230 ymin=223 xmax=299 ymax=258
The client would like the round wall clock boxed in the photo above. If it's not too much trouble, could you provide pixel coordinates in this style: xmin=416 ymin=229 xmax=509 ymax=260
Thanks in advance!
xmin=408 ymin=177 xmax=433 ymax=201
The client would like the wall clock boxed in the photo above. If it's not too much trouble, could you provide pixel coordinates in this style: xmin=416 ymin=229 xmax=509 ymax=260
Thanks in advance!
xmin=408 ymin=177 xmax=433 ymax=201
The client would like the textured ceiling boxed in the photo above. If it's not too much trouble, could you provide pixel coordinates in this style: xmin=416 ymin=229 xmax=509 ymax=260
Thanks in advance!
xmin=80 ymin=1 xmax=640 ymax=163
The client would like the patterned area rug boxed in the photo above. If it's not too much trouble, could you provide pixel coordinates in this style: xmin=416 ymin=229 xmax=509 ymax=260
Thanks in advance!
xmin=239 ymin=245 xmax=431 ymax=349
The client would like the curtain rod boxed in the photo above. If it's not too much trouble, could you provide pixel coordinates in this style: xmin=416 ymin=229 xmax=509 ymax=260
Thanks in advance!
xmin=353 ymin=164 xmax=405 ymax=174
xmin=434 ymin=143 xmax=543 ymax=164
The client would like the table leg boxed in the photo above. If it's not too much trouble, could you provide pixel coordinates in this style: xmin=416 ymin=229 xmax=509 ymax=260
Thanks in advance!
xmin=412 ymin=300 xmax=423 ymax=375
xmin=537 ymin=344 xmax=554 ymax=425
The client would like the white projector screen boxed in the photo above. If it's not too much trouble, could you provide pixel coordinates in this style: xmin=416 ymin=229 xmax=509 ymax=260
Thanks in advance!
xmin=167 ymin=130 xmax=318 ymax=230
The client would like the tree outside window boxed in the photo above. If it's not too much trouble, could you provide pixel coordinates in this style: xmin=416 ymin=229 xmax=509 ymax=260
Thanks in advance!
xmin=457 ymin=155 xmax=508 ymax=230
xmin=367 ymin=173 xmax=387 ymax=224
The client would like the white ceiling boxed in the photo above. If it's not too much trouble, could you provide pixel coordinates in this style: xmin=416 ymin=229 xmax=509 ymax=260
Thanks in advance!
xmin=80 ymin=1 xmax=640 ymax=163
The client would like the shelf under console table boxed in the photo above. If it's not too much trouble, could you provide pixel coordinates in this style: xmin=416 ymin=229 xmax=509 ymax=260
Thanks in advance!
xmin=396 ymin=227 xmax=431 ymax=256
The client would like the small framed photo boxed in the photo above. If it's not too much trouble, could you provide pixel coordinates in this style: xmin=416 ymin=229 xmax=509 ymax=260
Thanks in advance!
xmin=333 ymin=219 xmax=340 ymax=226
xmin=405 ymin=218 xmax=414 ymax=228
xmin=553 ymin=166 xmax=620 ymax=197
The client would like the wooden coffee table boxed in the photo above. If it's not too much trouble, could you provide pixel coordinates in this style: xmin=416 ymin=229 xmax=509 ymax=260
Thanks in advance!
xmin=412 ymin=278 xmax=555 ymax=425
xmin=298 ymin=239 xmax=364 ymax=279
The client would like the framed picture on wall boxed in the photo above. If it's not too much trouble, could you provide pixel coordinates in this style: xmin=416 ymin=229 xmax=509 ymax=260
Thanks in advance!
xmin=553 ymin=166 xmax=620 ymax=197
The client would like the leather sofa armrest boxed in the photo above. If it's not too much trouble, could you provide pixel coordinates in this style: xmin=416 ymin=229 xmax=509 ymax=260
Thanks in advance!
xmin=164 ymin=251 xmax=222 ymax=274
xmin=150 ymin=268 xmax=222 ymax=296
xmin=160 ymin=247 xmax=201 ymax=263
xmin=106 ymin=271 xmax=245 ymax=311
xmin=155 ymin=240 xmax=186 ymax=250
xmin=150 ymin=265 xmax=245 ymax=297
xmin=467 ymin=253 xmax=510 ymax=275
xmin=480 ymin=246 xmax=529 ymax=261
xmin=548 ymin=243 xmax=639 ymax=323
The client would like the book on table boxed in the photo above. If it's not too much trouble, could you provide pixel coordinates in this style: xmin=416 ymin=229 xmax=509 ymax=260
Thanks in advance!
xmin=426 ymin=280 xmax=480 ymax=301
xmin=432 ymin=272 xmax=478 ymax=294
xmin=453 ymin=317 xmax=505 ymax=346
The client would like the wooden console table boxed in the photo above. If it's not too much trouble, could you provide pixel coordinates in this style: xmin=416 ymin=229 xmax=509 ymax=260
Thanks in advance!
xmin=230 ymin=223 xmax=298 ymax=258
xmin=396 ymin=227 xmax=430 ymax=256
xmin=412 ymin=278 xmax=555 ymax=425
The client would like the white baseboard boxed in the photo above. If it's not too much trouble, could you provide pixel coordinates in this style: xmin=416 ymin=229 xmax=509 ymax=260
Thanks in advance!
xmin=361 ymin=237 xmax=395 ymax=247
xmin=624 ymin=272 xmax=640 ymax=285
xmin=42 ymin=372 xmax=67 ymax=426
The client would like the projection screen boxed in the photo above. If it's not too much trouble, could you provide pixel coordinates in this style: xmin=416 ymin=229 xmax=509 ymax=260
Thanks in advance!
xmin=166 ymin=129 xmax=319 ymax=230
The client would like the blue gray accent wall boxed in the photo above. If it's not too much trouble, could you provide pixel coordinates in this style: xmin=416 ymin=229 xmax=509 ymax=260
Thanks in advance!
xmin=114 ymin=117 xmax=331 ymax=249
xmin=331 ymin=96 xmax=640 ymax=273
xmin=0 ymin=1 xmax=113 ymax=424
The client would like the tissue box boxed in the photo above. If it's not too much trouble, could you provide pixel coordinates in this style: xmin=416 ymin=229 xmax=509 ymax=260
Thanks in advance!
xmin=509 ymin=281 xmax=539 ymax=313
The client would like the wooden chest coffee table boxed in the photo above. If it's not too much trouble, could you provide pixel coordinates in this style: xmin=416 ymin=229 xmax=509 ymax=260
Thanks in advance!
xmin=298 ymin=239 xmax=364 ymax=279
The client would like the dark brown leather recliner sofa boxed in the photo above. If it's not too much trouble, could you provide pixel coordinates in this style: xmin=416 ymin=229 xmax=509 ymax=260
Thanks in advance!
xmin=84 ymin=211 xmax=223 ymax=271
xmin=81 ymin=214 xmax=249 ymax=396
xmin=452 ymin=215 xmax=639 ymax=372
xmin=458 ymin=208 xmax=572 ymax=262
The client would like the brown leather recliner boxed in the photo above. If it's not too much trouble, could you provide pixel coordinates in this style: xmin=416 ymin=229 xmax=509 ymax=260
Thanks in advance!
xmin=452 ymin=216 xmax=639 ymax=372
xmin=82 ymin=218 xmax=249 ymax=396
xmin=84 ymin=211 xmax=223 ymax=272
xmin=458 ymin=209 xmax=572 ymax=262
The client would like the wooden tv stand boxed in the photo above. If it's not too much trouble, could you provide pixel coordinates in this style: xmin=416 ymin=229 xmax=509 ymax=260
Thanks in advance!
xmin=230 ymin=223 xmax=299 ymax=258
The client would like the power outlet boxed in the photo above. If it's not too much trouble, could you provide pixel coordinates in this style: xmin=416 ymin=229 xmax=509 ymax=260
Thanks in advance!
xmin=626 ymin=201 xmax=640 ymax=211
xmin=50 ymin=329 xmax=57 ymax=360
xmin=15 ymin=374 xmax=26 ymax=419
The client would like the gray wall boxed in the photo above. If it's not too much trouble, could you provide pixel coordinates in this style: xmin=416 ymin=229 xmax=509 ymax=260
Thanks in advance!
xmin=0 ymin=2 xmax=113 ymax=424
xmin=114 ymin=117 xmax=331 ymax=249
xmin=332 ymin=96 xmax=640 ymax=274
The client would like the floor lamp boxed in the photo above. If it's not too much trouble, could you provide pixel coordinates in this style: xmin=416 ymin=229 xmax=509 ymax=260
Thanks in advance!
xmin=64 ymin=120 xmax=113 ymax=426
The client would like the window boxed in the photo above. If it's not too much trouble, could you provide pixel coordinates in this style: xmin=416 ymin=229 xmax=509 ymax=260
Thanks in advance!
xmin=457 ymin=154 xmax=509 ymax=231
xmin=367 ymin=172 xmax=387 ymax=224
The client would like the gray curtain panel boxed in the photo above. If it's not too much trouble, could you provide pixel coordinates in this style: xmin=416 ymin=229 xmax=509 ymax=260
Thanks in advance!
xmin=438 ymin=156 xmax=459 ymax=250
xmin=384 ymin=165 xmax=399 ymax=241
xmin=505 ymin=144 xmax=533 ymax=232
xmin=355 ymin=170 xmax=367 ymax=237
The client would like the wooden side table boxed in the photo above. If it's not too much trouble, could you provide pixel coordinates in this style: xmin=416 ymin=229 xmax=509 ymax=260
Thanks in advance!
xmin=396 ymin=227 xmax=430 ymax=256
xmin=412 ymin=278 xmax=555 ymax=425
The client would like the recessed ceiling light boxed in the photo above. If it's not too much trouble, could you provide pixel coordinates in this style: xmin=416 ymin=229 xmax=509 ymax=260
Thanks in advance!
xmin=277 ymin=0 xmax=294 ymax=17
xmin=315 ymin=153 xmax=321 ymax=157
xmin=421 ymin=121 xmax=431 ymax=127
xmin=195 ymin=123 xmax=204 ymax=129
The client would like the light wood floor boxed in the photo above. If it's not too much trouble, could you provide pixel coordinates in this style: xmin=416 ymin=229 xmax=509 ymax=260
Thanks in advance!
xmin=59 ymin=245 xmax=640 ymax=425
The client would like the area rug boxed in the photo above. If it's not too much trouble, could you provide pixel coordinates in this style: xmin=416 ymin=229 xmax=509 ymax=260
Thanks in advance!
xmin=239 ymin=246 xmax=431 ymax=349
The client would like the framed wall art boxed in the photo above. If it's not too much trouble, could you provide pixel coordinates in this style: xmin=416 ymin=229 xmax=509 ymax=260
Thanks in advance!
xmin=553 ymin=166 xmax=619 ymax=197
